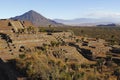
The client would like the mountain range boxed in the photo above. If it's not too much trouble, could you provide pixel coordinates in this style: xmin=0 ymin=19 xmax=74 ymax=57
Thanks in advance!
xmin=54 ymin=18 xmax=120 ymax=26
xmin=11 ymin=10 xmax=63 ymax=27
xmin=9 ymin=10 xmax=120 ymax=26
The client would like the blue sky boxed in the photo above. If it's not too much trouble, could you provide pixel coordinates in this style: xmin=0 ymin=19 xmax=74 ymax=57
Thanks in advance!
xmin=0 ymin=0 xmax=120 ymax=19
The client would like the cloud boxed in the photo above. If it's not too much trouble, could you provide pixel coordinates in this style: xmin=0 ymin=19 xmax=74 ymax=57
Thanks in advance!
xmin=86 ymin=11 xmax=120 ymax=18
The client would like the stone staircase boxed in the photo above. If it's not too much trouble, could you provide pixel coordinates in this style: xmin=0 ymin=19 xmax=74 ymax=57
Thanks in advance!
xmin=10 ymin=21 xmax=24 ymax=32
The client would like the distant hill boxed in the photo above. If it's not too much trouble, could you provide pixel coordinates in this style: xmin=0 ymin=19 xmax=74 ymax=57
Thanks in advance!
xmin=54 ymin=18 xmax=120 ymax=26
xmin=97 ymin=23 xmax=116 ymax=27
xmin=11 ymin=10 xmax=63 ymax=27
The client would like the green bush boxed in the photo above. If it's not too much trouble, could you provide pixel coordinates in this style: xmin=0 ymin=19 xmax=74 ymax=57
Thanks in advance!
xmin=19 ymin=54 xmax=26 ymax=59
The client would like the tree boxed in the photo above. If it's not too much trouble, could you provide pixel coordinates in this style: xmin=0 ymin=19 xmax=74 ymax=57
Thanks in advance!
xmin=27 ymin=26 xmax=35 ymax=34
xmin=109 ymin=35 xmax=115 ymax=45
xmin=96 ymin=58 xmax=104 ymax=73
xmin=114 ymin=67 xmax=120 ymax=80
xmin=106 ymin=55 xmax=113 ymax=67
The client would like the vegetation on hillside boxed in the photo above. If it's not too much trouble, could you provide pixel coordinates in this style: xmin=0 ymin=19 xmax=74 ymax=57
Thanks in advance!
xmin=38 ymin=27 xmax=120 ymax=45
xmin=1 ymin=25 xmax=120 ymax=80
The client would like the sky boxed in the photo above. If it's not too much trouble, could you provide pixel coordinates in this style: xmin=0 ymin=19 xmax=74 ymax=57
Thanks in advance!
xmin=0 ymin=0 xmax=120 ymax=19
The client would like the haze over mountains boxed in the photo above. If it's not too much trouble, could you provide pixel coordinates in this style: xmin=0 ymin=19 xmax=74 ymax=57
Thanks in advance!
xmin=54 ymin=17 xmax=120 ymax=26
xmin=11 ymin=10 xmax=63 ymax=27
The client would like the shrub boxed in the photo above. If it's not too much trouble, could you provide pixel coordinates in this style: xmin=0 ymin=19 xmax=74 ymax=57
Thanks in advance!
xmin=19 ymin=54 xmax=26 ymax=59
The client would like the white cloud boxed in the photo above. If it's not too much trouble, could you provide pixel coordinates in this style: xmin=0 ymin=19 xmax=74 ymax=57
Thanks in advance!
xmin=86 ymin=11 xmax=120 ymax=18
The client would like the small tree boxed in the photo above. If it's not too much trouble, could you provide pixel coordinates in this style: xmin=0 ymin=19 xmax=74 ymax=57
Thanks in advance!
xmin=96 ymin=58 xmax=104 ymax=73
xmin=114 ymin=67 xmax=120 ymax=80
